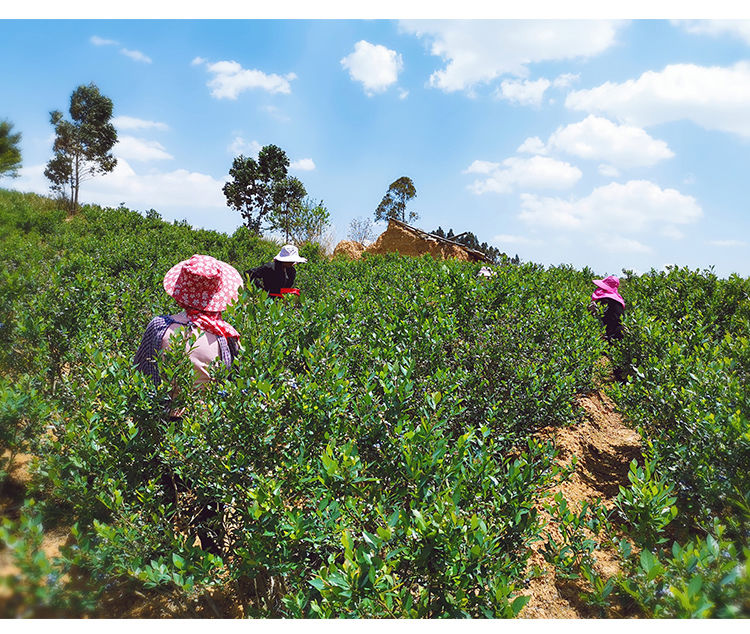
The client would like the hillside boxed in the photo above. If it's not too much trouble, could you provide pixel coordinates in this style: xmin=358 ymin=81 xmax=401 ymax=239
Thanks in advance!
xmin=0 ymin=190 xmax=748 ymax=618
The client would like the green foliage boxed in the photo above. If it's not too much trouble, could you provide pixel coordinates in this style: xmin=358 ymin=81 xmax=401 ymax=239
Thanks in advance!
xmin=608 ymin=266 xmax=750 ymax=532
xmin=0 ymin=191 xmax=748 ymax=617
xmin=0 ymin=119 xmax=22 ymax=179
xmin=44 ymin=83 xmax=117 ymax=212
xmin=268 ymin=196 xmax=330 ymax=246
xmin=432 ymin=226 xmax=505 ymax=264
xmin=616 ymin=519 xmax=749 ymax=617
xmin=614 ymin=459 xmax=678 ymax=549
xmin=223 ymin=145 xmax=307 ymax=235
xmin=374 ymin=176 xmax=418 ymax=224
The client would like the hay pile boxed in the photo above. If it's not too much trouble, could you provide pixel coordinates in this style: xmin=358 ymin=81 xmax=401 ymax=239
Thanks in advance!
xmin=363 ymin=221 xmax=472 ymax=261
xmin=332 ymin=240 xmax=365 ymax=260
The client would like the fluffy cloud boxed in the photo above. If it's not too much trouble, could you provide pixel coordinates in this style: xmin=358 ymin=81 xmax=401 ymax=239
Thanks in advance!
xmin=496 ymin=78 xmax=550 ymax=107
xmin=113 ymin=116 xmax=169 ymax=131
xmin=14 ymin=160 xmax=226 ymax=216
xmin=518 ymin=180 xmax=702 ymax=236
xmin=566 ymin=61 xmax=750 ymax=138
xmin=115 ymin=136 xmax=173 ymax=161
xmin=195 ymin=59 xmax=296 ymax=99
xmin=675 ymin=19 xmax=750 ymax=45
xmin=517 ymin=137 xmax=548 ymax=155
xmin=466 ymin=155 xmax=582 ymax=194
xmin=547 ymin=115 xmax=674 ymax=168
xmin=290 ymin=158 xmax=316 ymax=171
xmin=341 ymin=40 xmax=403 ymax=96
xmin=400 ymin=20 xmax=623 ymax=93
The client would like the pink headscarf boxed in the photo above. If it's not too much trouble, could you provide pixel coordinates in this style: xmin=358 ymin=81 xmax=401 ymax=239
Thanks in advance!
xmin=591 ymin=275 xmax=625 ymax=307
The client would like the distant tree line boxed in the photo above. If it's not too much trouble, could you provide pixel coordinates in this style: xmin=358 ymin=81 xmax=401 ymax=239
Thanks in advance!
xmin=431 ymin=226 xmax=510 ymax=264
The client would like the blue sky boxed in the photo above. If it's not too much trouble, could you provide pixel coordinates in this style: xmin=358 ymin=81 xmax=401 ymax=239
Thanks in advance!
xmin=2 ymin=12 xmax=750 ymax=277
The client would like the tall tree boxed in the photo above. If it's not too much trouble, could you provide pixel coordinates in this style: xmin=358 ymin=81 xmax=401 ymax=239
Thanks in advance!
xmin=266 ymin=178 xmax=309 ymax=242
xmin=223 ymin=144 xmax=307 ymax=235
xmin=44 ymin=83 xmax=117 ymax=212
xmin=374 ymin=176 xmax=418 ymax=224
xmin=0 ymin=119 xmax=22 ymax=179
xmin=282 ymin=197 xmax=331 ymax=245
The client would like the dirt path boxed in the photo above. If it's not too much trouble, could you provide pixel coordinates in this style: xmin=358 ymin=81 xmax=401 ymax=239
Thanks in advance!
xmin=519 ymin=389 xmax=643 ymax=618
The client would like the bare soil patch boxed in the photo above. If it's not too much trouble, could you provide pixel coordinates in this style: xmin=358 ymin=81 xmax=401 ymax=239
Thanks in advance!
xmin=519 ymin=389 xmax=643 ymax=618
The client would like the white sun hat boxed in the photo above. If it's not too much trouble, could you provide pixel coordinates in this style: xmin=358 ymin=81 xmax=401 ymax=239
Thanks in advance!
xmin=274 ymin=244 xmax=307 ymax=263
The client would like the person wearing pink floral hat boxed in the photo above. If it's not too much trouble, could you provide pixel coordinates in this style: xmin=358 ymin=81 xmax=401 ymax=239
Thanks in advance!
xmin=134 ymin=254 xmax=244 ymax=389
xmin=587 ymin=275 xmax=626 ymax=341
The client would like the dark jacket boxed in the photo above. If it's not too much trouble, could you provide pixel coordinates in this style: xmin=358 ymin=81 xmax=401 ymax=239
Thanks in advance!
xmin=245 ymin=259 xmax=296 ymax=295
xmin=598 ymin=298 xmax=625 ymax=341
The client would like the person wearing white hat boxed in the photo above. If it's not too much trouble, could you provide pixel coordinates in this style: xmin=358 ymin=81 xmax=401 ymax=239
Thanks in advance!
xmin=245 ymin=244 xmax=307 ymax=298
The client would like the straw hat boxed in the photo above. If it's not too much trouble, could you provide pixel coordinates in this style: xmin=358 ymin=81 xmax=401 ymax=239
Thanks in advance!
xmin=163 ymin=254 xmax=243 ymax=312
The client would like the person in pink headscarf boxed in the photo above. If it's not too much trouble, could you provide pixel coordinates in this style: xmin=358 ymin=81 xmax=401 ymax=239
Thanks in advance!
xmin=587 ymin=275 xmax=626 ymax=342
xmin=135 ymin=254 xmax=243 ymax=390
xmin=133 ymin=254 xmax=243 ymax=553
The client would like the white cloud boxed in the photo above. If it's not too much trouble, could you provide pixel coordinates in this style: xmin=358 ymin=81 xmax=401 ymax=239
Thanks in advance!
xmin=517 ymin=137 xmax=548 ymax=155
xmin=566 ymin=61 xmax=750 ymax=138
xmin=341 ymin=40 xmax=403 ymax=96
xmin=90 ymin=36 xmax=151 ymax=63
xmin=468 ymin=155 xmax=582 ymax=194
xmin=552 ymin=73 xmax=580 ymax=89
xmin=496 ymin=78 xmax=550 ymax=107
xmin=547 ymin=115 xmax=674 ymax=168
xmin=13 ymin=160 xmax=226 ymax=216
xmin=120 ymin=48 xmax=152 ymax=64
xmin=191 ymin=56 xmax=206 ymax=66
xmin=598 ymin=164 xmax=621 ymax=177
xmin=290 ymin=158 xmax=316 ymax=171
xmin=464 ymin=160 xmax=500 ymax=175
xmin=115 ymin=136 xmax=173 ymax=161
xmin=400 ymin=20 xmax=624 ymax=93
xmin=493 ymin=233 xmax=542 ymax=245
xmin=228 ymin=136 xmax=262 ymax=156
xmin=661 ymin=225 xmax=685 ymax=240
xmin=518 ymin=180 xmax=702 ymax=235
xmin=91 ymin=35 xmax=118 ymax=46
xmin=195 ymin=59 xmax=296 ymax=99
xmin=708 ymin=239 xmax=747 ymax=247
xmin=113 ymin=116 xmax=168 ymax=131
xmin=675 ymin=19 xmax=750 ymax=45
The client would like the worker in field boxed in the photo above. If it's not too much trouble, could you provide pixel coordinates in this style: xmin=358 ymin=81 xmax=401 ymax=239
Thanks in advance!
xmin=244 ymin=244 xmax=306 ymax=302
xmin=587 ymin=275 xmax=625 ymax=342
xmin=134 ymin=253 xmax=243 ymax=389
xmin=134 ymin=253 xmax=243 ymax=554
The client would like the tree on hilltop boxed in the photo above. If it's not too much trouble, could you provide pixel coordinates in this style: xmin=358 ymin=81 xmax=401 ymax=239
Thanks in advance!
xmin=0 ymin=119 xmax=22 ymax=179
xmin=44 ymin=83 xmax=117 ymax=212
xmin=374 ymin=176 xmax=418 ymax=224
xmin=223 ymin=144 xmax=308 ymax=235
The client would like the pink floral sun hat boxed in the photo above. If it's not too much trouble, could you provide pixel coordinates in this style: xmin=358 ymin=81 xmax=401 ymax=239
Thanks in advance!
xmin=163 ymin=254 xmax=243 ymax=312
xmin=591 ymin=275 xmax=625 ymax=307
